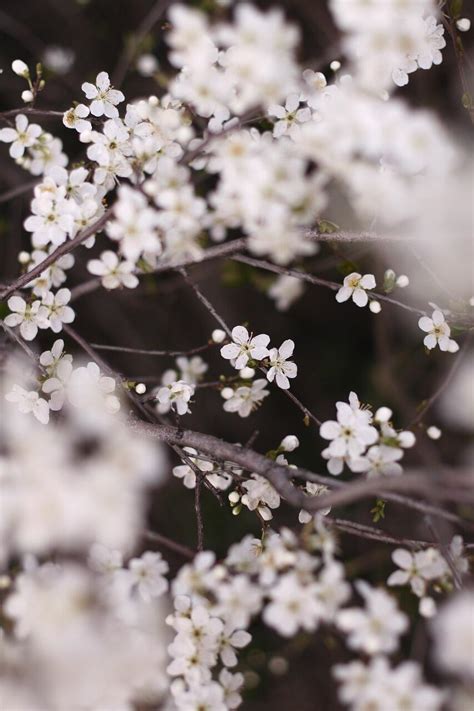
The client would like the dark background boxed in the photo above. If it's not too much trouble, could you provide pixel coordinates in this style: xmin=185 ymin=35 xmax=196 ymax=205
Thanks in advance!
xmin=0 ymin=2 xmax=473 ymax=709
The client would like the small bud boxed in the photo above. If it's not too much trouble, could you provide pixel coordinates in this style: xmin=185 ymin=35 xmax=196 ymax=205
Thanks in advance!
xmin=239 ymin=366 xmax=255 ymax=379
xmin=12 ymin=59 xmax=29 ymax=78
xmin=221 ymin=387 xmax=234 ymax=400
xmin=135 ymin=383 xmax=146 ymax=395
xmin=427 ymin=426 xmax=442 ymax=440
xmin=21 ymin=89 xmax=34 ymax=103
xmin=456 ymin=18 xmax=471 ymax=32
xmin=375 ymin=406 xmax=392 ymax=423
xmin=419 ymin=597 xmax=436 ymax=618
xmin=268 ymin=656 xmax=289 ymax=675
xmin=396 ymin=274 xmax=409 ymax=288
xmin=280 ymin=435 xmax=299 ymax=452
xmin=383 ymin=269 xmax=396 ymax=293
xmin=18 ymin=251 xmax=30 ymax=264
xmin=136 ymin=53 xmax=159 ymax=76
xmin=212 ymin=328 xmax=226 ymax=344
xmin=79 ymin=129 xmax=93 ymax=143
xmin=369 ymin=300 xmax=382 ymax=314
xmin=330 ymin=60 xmax=341 ymax=71
xmin=231 ymin=504 xmax=242 ymax=516
xmin=228 ymin=491 xmax=240 ymax=504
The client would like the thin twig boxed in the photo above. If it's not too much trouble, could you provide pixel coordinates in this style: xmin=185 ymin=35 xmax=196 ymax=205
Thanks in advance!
xmin=143 ymin=529 xmax=195 ymax=559
xmin=112 ymin=0 xmax=173 ymax=88
xmin=90 ymin=342 xmax=211 ymax=357
xmin=233 ymin=254 xmax=427 ymax=317
xmin=410 ymin=335 xmax=472 ymax=426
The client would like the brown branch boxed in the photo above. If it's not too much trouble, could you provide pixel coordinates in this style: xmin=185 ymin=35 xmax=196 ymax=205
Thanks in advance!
xmin=142 ymin=530 xmax=195 ymax=559
xmin=233 ymin=254 xmax=427 ymax=317
xmin=329 ymin=517 xmax=439 ymax=549
xmin=90 ymin=341 xmax=212 ymax=358
xmin=69 ymin=238 xmax=248 ymax=302
xmin=0 ymin=208 xmax=114 ymax=301
xmin=131 ymin=420 xmax=474 ymax=512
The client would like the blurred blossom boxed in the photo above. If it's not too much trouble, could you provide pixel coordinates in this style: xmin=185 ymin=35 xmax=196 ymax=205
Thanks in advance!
xmin=42 ymin=46 xmax=75 ymax=74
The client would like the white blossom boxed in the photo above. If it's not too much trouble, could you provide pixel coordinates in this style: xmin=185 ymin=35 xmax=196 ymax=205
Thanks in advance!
xmin=0 ymin=114 xmax=41 ymax=159
xmin=418 ymin=310 xmax=459 ymax=352
xmin=81 ymin=71 xmax=125 ymax=118
xmin=220 ymin=326 xmax=270 ymax=370
xmin=336 ymin=272 xmax=376 ymax=308
xmin=266 ymin=339 xmax=297 ymax=390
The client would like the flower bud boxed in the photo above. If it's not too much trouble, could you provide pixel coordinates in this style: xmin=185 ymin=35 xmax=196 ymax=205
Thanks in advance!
xmin=212 ymin=328 xmax=226 ymax=343
xmin=221 ymin=387 xmax=234 ymax=400
xmin=12 ymin=59 xmax=29 ymax=77
xmin=396 ymin=275 xmax=409 ymax=288
xmin=427 ymin=426 xmax=441 ymax=440
xmin=228 ymin=491 xmax=240 ymax=504
xmin=21 ymin=90 xmax=34 ymax=103
xmin=369 ymin=300 xmax=381 ymax=314
xmin=135 ymin=383 xmax=146 ymax=395
xmin=280 ymin=435 xmax=299 ymax=452
xmin=456 ymin=18 xmax=471 ymax=32
xmin=375 ymin=407 xmax=392 ymax=423
xmin=239 ymin=366 xmax=255 ymax=379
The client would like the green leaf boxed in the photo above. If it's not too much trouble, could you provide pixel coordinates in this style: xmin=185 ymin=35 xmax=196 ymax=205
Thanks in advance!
xmin=318 ymin=219 xmax=340 ymax=234
xmin=370 ymin=499 xmax=386 ymax=523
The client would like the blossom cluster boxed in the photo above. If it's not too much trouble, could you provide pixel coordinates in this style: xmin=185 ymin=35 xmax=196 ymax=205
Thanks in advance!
xmin=319 ymin=392 xmax=416 ymax=477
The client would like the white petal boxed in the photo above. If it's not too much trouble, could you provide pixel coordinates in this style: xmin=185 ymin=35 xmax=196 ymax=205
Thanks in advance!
xmin=231 ymin=325 xmax=249 ymax=344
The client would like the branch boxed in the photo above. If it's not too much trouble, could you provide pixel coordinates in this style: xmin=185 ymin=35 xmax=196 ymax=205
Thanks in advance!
xmin=90 ymin=341 xmax=212 ymax=358
xmin=233 ymin=254 xmax=427 ymax=316
xmin=70 ymin=238 xmax=248 ymax=302
xmin=0 ymin=208 xmax=114 ymax=301
xmin=130 ymin=420 xmax=474 ymax=512
xmin=112 ymin=0 xmax=173 ymax=87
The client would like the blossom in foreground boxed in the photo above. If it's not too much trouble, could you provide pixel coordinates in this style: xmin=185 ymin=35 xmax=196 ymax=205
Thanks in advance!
xmin=432 ymin=591 xmax=474 ymax=680
xmin=266 ymin=339 xmax=297 ymax=389
xmin=268 ymin=93 xmax=312 ymax=139
xmin=418 ymin=309 xmax=459 ymax=352
xmin=220 ymin=326 xmax=270 ymax=370
xmin=119 ymin=551 xmax=169 ymax=602
xmin=5 ymin=385 xmax=50 ymax=424
xmin=81 ymin=71 xmax=125 ymax=118
xmin=334 ymin=656 xmax=444 ymax=711
xmin=336 ymin=272 xmax=376 ymax=308
xmin=263 ymin=571 xmax=322 ymax=636
xmin=336 ymin=581 xmax=408 ymax=655
xmin=0 ymin=114 xmax=41 ymax=158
